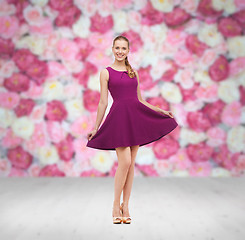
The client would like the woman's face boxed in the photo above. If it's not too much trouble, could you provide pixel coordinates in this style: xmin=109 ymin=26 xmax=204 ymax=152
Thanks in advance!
xmin=112 ymin=39 xmax=129 ymax=61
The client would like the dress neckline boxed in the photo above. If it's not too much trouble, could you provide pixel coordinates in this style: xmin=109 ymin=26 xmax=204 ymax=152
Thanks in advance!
xmin=108 ymin=66 xmax=127 ymax=72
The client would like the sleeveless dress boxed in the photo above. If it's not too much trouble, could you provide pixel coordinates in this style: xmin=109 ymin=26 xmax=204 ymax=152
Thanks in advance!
xmin=86 ymin=66 xmax=178 ymax=151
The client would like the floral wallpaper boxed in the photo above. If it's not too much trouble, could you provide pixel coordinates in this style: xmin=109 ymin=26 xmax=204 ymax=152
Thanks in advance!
xmin=0 ymin=0 xmax=245 ymax=177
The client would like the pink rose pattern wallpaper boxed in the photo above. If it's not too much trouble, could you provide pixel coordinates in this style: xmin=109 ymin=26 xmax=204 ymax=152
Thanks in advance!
xmin=0 ymin=0 xmax=245 ymax=177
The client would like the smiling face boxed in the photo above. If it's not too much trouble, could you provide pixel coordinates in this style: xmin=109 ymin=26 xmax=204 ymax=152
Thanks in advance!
xmin=112 ymin=39 xmax=129 ymax=61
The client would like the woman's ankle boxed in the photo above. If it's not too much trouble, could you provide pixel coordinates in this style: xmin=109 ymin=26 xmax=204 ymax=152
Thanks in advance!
xmin=113 ymin=200 xmax=120 ymax=207
xmin=122 ymin=201 xmax=129 ymax=207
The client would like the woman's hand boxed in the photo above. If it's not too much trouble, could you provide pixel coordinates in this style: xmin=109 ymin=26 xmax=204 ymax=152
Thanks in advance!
xmin=159 ymin=109 xmax=174 ymax=118
xmin=87 ymin=128 xmax=98 ymax=141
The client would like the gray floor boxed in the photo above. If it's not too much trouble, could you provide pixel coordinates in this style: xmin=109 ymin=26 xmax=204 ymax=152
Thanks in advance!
xmin=0 ymin=177 xmax=245 ymax=240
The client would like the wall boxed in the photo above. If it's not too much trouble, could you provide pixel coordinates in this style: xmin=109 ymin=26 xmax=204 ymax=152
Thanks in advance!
xmin=0 ymin=0 xmax=244 ymax=177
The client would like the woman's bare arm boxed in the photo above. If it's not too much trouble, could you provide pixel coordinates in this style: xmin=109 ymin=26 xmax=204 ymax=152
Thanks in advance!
xmin=135 ymin=70 xmax=174 ymax=118
xmin=92 ymin=69 xmax=109 ymax=130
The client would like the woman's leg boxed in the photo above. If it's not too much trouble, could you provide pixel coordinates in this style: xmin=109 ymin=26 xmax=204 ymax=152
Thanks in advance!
xmin=113 ymin=146 xmax=131 ymax=217
xmin=122 ymin=145 xmax=139 ymax=216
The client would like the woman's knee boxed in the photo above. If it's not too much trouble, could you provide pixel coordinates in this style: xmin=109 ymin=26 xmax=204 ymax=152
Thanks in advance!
xmin=121 ymin=158 xmax=131 ymax=169
xmin=116 ymin=146 xmax=132 ymax=169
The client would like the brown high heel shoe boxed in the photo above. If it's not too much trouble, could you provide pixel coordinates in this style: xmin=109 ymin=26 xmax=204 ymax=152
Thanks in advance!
xmin=120 ymin=202 xmax=131 ymax=224
xmin=112 ymin=206 xmax=122 ymax=224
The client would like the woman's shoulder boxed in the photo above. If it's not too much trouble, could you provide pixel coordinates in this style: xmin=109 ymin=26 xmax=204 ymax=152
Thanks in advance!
xmin=101 ymin=66 xmax=112 ymax=73
xmin=105 ymin=65 xmax=113 ymax=69
xmin=101 ymin=66 xmax=110 ymax=72
xmin=99 ymin=67 xmax=110 ymax=77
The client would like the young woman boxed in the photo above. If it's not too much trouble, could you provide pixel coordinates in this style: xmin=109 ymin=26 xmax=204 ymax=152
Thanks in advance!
xmin=86 ymin=35 xmax=178 ymax=224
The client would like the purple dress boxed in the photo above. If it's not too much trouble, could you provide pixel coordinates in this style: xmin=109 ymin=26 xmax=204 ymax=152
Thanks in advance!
xmin=86 ymin=66 xmax=178 ymax=150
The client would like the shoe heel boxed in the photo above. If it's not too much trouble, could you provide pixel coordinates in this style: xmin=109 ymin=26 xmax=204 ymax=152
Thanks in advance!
xmin=112 ymin=206 xmax=122 ymax=224
xmin=120 ymin=202 xmax=131 ymax=224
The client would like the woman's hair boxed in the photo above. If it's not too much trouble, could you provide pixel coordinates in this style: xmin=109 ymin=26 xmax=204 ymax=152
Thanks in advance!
xmin=112 ymin=35 xmax=136 ymax=78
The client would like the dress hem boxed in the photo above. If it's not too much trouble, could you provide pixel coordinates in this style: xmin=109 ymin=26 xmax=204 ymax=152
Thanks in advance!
xmin=86 ymin=122 xmax=178 ymax=151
